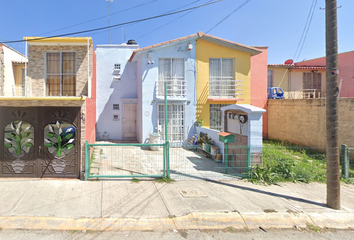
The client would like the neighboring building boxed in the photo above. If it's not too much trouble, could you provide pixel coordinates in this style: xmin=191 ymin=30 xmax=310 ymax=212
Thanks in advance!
xmin=0 ymin=37 xmax=96 ymax=179
xmin=96 ymin=41 xmax=139 ymax=141
xmin=268 ymin=50 xmax=354 ymax=99
xmin=267 ymin=64 xmax=326 ymax=99
xmin=0 ymin=44 xmax=28 ymax=97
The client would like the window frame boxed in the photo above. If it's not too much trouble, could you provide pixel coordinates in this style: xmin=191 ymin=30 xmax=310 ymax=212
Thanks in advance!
xmin=209 ymin=58 xmax=235 ymax=98
xmin=45 ymin=51 xmax=77 ymax=96
xmin=113 ymin=104 xmax=120 ymax=110
xmin=210 ymin=104 xmax=228 ymax=131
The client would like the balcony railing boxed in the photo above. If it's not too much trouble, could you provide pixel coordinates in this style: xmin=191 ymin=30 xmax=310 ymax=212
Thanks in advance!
xmin=209 ymin=79 xmax=243 ymax=99
xmin=156 ymin=79 xmax=186 ymax=98
xmin=0 ymin=84 xmax=25 ymax=97
xmin=287 ymin=89 xmax=322 ymax=99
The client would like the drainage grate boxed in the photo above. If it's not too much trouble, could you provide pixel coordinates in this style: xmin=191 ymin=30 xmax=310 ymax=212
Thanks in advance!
xmin=177 ymin=188 xmax=208 ymax=198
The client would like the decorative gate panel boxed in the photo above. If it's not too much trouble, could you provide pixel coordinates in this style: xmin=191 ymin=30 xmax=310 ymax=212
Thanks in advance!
xmin=0 ymin=107 xmax=81 ymax=178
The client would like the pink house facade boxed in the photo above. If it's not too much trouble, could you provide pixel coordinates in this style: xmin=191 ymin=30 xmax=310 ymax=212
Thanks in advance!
xmin=294 ymin=50 xmax=354 ymax=98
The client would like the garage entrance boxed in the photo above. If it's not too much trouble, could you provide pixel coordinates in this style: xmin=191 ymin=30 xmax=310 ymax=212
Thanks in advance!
xmin=0 ymin=107 xmax=81 ymax=178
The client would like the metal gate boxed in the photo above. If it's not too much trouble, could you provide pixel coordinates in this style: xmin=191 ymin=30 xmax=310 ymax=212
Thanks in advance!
xmin=0 ymin=107 xmax=81 ymax=178
xmin=85 ymin=142 xmax=169 ymax=180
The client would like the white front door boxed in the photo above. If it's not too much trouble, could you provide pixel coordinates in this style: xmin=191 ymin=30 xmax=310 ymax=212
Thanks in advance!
xmin=122 ymin=104 xmax=137 ymax=139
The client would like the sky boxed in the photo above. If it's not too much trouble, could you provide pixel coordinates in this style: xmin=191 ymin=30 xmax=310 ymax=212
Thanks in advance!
xmin=0 ymin=0 xmax=353 ymax=64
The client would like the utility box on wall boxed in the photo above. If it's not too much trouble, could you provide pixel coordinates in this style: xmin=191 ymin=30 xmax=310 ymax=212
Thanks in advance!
xmin=220 ymin=104 xmax=266 ymax=171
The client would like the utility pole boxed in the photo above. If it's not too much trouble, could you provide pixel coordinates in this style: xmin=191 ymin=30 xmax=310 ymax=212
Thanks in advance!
xmin=107 ymin=0 xmax=113 ymax=44
xmin=325 ymin=0 xmax=340 ymax=209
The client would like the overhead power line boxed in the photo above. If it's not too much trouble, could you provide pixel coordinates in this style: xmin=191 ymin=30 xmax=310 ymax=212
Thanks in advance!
xmin=205 ymin=0 xmax=252 ymax=34
xmin=34 ymin=0 xmax=158 ymax=37
xmin=293 ymin=0 xmax=318 ymax=62
xmin=1 ymin=0 xmax=223 ymax=44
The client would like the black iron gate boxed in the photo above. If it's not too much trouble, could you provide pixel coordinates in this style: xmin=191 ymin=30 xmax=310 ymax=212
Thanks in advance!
xmin=0 ymin=107 xmax=81 ymax=178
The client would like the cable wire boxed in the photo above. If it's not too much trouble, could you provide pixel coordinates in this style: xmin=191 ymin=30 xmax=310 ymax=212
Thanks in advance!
xmin=34 ymin=0 xmax=159 ymax=36
xmin=205 ymin=0 xmax=251 ymax=34
xmin=293 ymin=0 xmax=317 ymax=62
xmin=1 ymin=0 xmax=223 ymax=44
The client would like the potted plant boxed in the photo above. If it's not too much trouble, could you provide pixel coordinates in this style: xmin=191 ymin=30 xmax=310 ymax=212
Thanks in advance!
xmin=44 ymin=121 xmax=75 ymax=173
xmin=4 ymin=121 xmax=33 ymax=173
xmin=200 ymin=134 xmax=213 ymax=153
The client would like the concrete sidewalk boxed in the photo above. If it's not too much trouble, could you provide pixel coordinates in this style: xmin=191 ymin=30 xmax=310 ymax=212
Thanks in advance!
xmin=1 ymin=179 xmax=354 ymax=231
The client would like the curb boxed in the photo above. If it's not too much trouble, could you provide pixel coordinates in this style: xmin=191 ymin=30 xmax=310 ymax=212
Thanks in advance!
xmin=1 ymin=212 xmax=354 ymax=231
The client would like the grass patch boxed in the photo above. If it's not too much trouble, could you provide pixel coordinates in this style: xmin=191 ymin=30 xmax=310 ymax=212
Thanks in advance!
xmin=306 ymin=223 xmax=321 ymax=232
xmin=131 ymin=178 xmax=140 ymax=183
xmin=223 ymin=226 xmax=237 ymax=232
xmin=248 ymin=140 xmax=327 ymax=184
xmin=263 ymin=209 xmax=277 ymax=213
xmin=154 ymin=177 xmax=175 ymax=183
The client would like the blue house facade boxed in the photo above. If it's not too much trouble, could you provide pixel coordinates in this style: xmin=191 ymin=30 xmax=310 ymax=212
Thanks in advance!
xmin=130 ymin=35 xmax=198 ymax=146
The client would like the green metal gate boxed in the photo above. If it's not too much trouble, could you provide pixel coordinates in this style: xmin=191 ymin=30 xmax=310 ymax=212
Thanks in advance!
xmin=85 ymin=142 xmax=170 ymax=180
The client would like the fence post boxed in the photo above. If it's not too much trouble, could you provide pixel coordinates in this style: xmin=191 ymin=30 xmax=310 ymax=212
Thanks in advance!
xmin=224 ymin=139 xmax=229 ymax=174
xmin=166 ymin=140 xmax=170 ymax=178
xmin=340 ymin=144 xmax=349 ymax=179
xmin=85 ymin=140 xmax=89 ymax=181
xmin=163 ymin=143 xmax=166 ymax=177
xmin=246 ymin=146 xmax=251 ymax=177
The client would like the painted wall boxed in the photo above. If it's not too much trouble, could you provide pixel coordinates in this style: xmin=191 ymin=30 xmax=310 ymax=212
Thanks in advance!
xmin=295 ymin=51 xmax=354 ymax=98
xmin=196 ymin=39 xmax=251 ymax=128
xmin=268 ymin=67 xmax=290 ymax=97
xmin=96 ymin=44 xmax=139 ymax=140
xmin=2 ymin=45 xmax=27 ymax=96
xmin=85 ymin=47 xmax=96 ymax=143
xmin=134 ymin=40 xmax=197 ymax=144
xmin=250 ymin=47 xmax=268 ymax=137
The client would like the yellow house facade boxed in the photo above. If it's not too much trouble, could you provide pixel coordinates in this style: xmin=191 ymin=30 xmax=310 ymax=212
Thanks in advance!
xmin=195 ymin=35 xmax=261 ymax=130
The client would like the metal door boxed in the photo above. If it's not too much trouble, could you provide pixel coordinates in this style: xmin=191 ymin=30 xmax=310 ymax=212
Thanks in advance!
xmin=0 ymin=107 xmax=81 ymax=178
xmin=122 ymin=104 xmax=137 ymax=139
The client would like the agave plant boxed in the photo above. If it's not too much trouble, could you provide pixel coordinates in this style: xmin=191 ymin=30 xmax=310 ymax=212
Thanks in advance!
xmin=4 ymin=121 xmax=33 ymax=156
xmin=44 ymin=121 xmax=75 ymax=157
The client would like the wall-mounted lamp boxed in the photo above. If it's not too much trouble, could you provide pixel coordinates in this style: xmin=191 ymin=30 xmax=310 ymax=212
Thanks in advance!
xmin=187 ymin=43 xmax=193 ymax=51
xmin=148 ymin=60 xmax=154 ymax=65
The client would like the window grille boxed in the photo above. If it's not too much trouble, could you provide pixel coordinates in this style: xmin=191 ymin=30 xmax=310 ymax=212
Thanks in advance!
xmin=113 ymin=114 xmax=119 ymax=121
xmin=113 ymin=104 xmax=119 ymax=110
xmin=210 ymin=104 xmax=228 ymax=131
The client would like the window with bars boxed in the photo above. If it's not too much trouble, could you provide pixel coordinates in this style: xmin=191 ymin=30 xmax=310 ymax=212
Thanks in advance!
xmin=114 ymin=63 xmax=121 ymax=71
xmin=113 ymin=114 xmax=119 ymax=121
xmin=303 ymin=72 xmax=321 ymax=98
xmin=210 ymin=104 xmax=228 ymax=131
xmin=113 ymin=104 xmax=119 ymax=110
xmin=46 ymin=52 xmax=76 ymax=96
xmin=157 ymin=58 xmax=186 ymax=97
xmin=209 ymin=58 xmax=235 ymax=98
